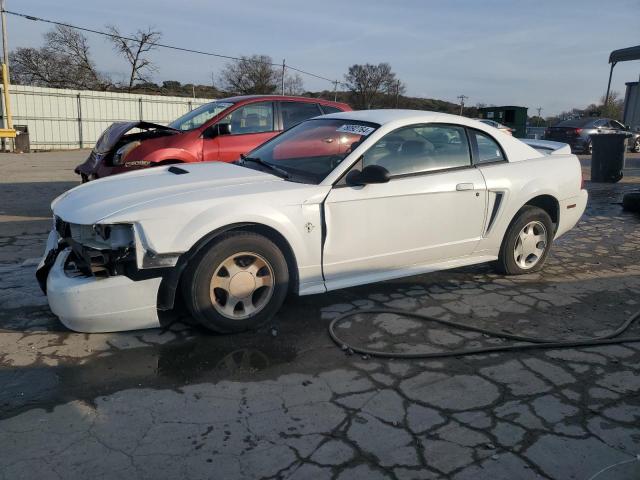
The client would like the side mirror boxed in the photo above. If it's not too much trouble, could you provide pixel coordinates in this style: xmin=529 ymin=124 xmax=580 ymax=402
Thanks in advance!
xmin=346 ymin=164 xmax=390 ymax=186
xmin=203 ymin=123 xmax=232 ymax=139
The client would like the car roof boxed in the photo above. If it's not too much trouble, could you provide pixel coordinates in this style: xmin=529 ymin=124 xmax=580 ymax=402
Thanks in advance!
xmin=215 ymin=94 xmax=348 ymax=107
xmin=320 ymin=109 xmax=454 ymax=124
xmin=320 ymin=109 xmax=508 ymax=131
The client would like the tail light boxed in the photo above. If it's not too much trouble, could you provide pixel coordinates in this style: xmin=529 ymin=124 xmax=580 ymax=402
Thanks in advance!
xmin=573 ymin=128 xmax=582 ymax=135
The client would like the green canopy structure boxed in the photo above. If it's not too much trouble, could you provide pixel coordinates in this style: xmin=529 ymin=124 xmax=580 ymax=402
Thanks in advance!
xmin=606 ymin=45 xmax=640 ymax=105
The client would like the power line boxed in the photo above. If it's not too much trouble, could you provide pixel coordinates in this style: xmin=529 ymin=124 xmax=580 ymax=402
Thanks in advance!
xmin=286 ymin=64 xmax=339 ymax=84
xmin=3 ymin=8 xmax=343 ymax=86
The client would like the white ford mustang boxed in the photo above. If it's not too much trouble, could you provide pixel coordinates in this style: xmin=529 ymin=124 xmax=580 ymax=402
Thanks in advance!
xmin=37 ymin=110 xmax=588 ymax=333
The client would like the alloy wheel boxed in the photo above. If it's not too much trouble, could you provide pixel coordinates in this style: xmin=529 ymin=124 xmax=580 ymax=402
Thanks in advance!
xmin=513 ymin=221 xmax=547 ymax=270
xmin=209 ymin=252 xmax=274 ymax=319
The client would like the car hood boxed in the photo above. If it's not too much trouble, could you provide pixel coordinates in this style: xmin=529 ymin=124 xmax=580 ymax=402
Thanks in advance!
xmin=94 ymin=121 xmax=178 ymax=154
xmin=53 ymin=162 xmax=296 ymax=225
xmin=75 ymin=121 xmax=180 ymax=176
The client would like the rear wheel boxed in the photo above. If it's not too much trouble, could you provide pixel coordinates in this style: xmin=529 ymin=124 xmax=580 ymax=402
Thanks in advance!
xmin=182 ymin=232 xmax=289 ymax=333
xmin=496 ymin=206 xmax=553 ymax=275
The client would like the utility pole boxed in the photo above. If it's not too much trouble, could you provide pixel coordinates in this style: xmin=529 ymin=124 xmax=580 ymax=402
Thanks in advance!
xmin=281 ymin=59 xmax=285 ymax=95
xmin=333 ymin=80 xmax=338 ymax=102
xmin=457 ymin=94 xmax=468 ymax=116
xmin=395 ymin=80 xmax=400 ymax=108
xmin=0 ymin=0 xmax=7 ymax=66
xmin=536 ymin=107 xmax=542 ymax=127
xmin=0 ymin=0 xmax=15 ymax=151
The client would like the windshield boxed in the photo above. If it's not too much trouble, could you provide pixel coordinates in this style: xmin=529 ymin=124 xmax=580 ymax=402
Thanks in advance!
xmin=242 ymin=119 xmax=380 ymax=184
xmin=168 ymin=101 xmax=234 ymax=130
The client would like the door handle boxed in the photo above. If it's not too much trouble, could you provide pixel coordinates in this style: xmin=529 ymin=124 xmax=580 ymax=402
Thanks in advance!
xmin=456 ymin=183 xmax=474 ymax=191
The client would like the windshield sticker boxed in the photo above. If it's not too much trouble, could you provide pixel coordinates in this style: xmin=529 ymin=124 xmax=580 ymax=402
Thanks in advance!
xmin=336 ymin=124 xmax=375 ymax=136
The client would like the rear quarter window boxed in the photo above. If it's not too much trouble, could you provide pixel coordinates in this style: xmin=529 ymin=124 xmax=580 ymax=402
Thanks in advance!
xmin=472 ymin=130 xmax=506 ymax=164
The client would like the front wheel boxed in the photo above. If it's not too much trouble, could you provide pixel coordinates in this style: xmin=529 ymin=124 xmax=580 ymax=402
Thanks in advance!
xmin=182 ymin=232 xmax=289 ymax=333
xmin=496 ymin=206 xmax=553 ymax=275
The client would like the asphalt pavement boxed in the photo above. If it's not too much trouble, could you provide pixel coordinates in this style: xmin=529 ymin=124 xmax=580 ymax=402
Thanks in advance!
xmin=0 ymin=151 xmax=639 ymax=479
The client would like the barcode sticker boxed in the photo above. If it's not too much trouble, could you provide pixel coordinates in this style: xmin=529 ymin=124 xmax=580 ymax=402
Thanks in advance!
xmin=336 ymin=124 xmax=375 ymax=136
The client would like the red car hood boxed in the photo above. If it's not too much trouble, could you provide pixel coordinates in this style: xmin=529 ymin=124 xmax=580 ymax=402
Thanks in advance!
xmin=75 ymin=121 xmax=179 ymax=176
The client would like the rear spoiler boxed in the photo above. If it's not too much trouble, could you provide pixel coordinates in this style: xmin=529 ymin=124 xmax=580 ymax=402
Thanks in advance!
xmin=520 ymin=138 xmax=572 ymax=155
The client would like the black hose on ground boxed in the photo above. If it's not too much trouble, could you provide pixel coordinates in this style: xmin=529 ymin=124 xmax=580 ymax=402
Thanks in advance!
xmin=328 ymin=308 xmax=640 ymax=359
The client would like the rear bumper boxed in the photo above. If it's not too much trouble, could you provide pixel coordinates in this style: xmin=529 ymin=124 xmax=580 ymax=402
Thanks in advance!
xmin=555 ymin=189 xmax=588 ymax=239
xmin=44 ymin=248 xmax=162 ymax=333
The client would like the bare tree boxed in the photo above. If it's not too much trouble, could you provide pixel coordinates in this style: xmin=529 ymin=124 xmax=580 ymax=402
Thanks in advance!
xmin=106 ymin=25 xmax=161 ymax=91
xmin=219 ymin=55 xmax=278 ymax=95
xmin=283 ymin=72 xmax=304 ymax=95
xmin=598 ymin=91 xmax=624 ymax=120
xmin=344 ymin=63 xmax=404 ymax=109
xmin=46 ymin=25 xmax=108 ymax=88
xmin=10 ymin=25 xmax=109 ymax=89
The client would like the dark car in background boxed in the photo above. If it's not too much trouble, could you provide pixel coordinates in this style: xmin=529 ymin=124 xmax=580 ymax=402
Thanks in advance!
xmin=543 ymin=117 xmax=640 ymax=154
xmin=75 ymin=95 xmax=351 ymax=181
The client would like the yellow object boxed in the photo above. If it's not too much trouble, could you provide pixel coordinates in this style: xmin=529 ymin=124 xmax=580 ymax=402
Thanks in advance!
xmin=1 ymin=62 xmax=14 ymax=138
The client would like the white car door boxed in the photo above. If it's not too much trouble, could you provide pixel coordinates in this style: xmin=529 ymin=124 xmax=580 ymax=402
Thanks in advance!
xmin=323 ymin=124 xmax=487 ymax=290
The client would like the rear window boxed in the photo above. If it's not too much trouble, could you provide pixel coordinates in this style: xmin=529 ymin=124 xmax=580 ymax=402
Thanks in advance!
xmin=555 ymin=118 xmax=596 ymax=128
xmin=320 ymin=105 xmax=343 ymax=114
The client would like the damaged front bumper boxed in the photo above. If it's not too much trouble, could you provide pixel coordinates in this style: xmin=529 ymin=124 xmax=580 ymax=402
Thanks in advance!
xmin=36 ymin=219 xmax=174 ymax=332
xmin=45 ymin=248 xmax=162 ymax=332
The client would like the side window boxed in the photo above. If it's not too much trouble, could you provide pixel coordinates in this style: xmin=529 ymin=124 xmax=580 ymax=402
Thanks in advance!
xmin=320 ymin=105 xmax=343 ymax=115
xmin=363 ymin=124 xmax=471 ymax=176
xmin=610 ymin=120 xmax=624 ymax=130
xmin=219 ymin=102 xmax=274 ymax=135
xmin=280 ymin=102 xmax=322 ymax=130
xmin=593 ymin=119 xmax=607 ymax=128
xmin=472 ymin=130 xmax=506 ymax=164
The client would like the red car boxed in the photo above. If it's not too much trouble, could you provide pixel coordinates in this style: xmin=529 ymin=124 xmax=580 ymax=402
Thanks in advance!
xmin=75 ymin=95 xmax=351 ymax=180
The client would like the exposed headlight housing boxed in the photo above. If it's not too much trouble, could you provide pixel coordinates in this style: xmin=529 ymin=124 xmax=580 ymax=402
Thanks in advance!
xmin=112 ymin=141 xmax=141 ymax=165
xmin=67 ymin=222 xmax=134 ymax=250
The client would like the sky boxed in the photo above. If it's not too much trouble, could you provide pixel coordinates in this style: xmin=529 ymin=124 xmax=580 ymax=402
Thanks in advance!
xmin=6 ymin=0 xmax=640 ymax=116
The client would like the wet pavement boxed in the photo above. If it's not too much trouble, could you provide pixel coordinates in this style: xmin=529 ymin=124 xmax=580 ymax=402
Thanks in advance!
xmin=1 ymin=152 xmax=640 ymax=479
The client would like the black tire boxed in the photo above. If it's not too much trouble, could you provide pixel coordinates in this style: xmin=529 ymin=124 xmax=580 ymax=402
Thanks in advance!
xmin=631 ymin=138 xmax=640 ymax=154
xmin=496 ymin=206 xmax=553 ymax=275
xmin=622 ymin=192 xmax=640 ymax=213
xmin=585 ymin=139 xmax=592 ymax=155
xmin=181 ymin=231 xmax=289 ymax=333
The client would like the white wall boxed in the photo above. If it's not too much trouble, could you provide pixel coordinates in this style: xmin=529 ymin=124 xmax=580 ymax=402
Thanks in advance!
xmin=0 ymin=84 xmax=213 ymax=150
